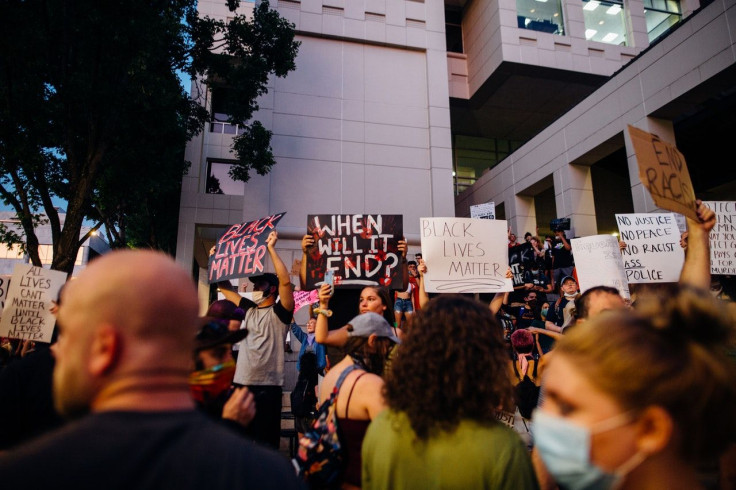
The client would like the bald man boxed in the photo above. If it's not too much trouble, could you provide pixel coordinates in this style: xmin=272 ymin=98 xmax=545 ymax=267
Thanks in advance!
xmin=0 ymin=250 xmax=303 ymax=490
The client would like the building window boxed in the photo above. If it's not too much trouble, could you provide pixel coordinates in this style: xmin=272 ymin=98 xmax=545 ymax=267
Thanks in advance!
xmin=0 ymin=243 xmax=23 ymax=259
xmin=517 ymin=0 xmax=565 ymax=35
xmin=209 ymin=87 xmax=246 ymax=135
xmin=643 ymin=0 xmax=681 ymax=43
xmin=445 ymin=8 xmax=464 ymax=53
xmin=32 ymin=245 xmax=83 ymax=265
xmin=582 ymin=0 xmax=627 ymax=45
xmin=453 ymin=136 xmax=521 ymax=195
xmin=207 ymin=160 xmax=244 ymax=196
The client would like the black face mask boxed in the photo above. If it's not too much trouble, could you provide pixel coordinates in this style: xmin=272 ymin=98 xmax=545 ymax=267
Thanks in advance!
xmin=527 ymin=298 xmax=538 ymax=307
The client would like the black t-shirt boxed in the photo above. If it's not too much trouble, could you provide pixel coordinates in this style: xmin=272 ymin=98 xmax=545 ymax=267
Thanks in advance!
xmin=0 ymin=410 xmax=305 ymax=490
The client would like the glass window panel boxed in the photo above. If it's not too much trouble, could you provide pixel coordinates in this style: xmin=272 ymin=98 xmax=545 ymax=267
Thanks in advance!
xmin=643 ymin=0 xmax=681 ymax=43
xmin=582 ymin=0 xmax=626 ymax=46
xmin=207 ymin=161 xmax=244 ymax=196
xmin=516 ymin=0 xmax=565 ymax=35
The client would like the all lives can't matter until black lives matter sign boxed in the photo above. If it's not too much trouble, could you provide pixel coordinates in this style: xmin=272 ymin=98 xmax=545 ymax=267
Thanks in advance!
xmin=0 ymin=264 xmax=66 ymax=343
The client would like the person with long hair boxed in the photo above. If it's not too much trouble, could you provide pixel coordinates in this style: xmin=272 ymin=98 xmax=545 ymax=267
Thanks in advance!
xmin=532 ymin=286 xmax=736 ymax=489
xmin=314 ymin=284 xmax=396 ymax=347
xmin=314 ymin=306 xmax=400 ymax=489
xmin=361 ymin=294 xmax=539 ymax=489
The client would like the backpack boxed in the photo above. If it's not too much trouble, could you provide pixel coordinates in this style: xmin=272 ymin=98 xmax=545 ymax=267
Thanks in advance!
xmin=513 ymin=354 xmax=541 ymax=420
xmin=293 ymin=364 xmax=357 ymax=489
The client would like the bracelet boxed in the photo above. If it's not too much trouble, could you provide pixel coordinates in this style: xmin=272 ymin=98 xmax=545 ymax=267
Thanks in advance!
xmin=313 ymin=308 xmax=333 ymax=317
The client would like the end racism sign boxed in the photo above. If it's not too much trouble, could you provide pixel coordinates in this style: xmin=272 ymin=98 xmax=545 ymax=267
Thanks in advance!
xmin=628 ymin=125 xmax=698 ymax=220
xmin=208 ymin=213 xmax=285 ymax=284
xmin=305 ymin=214 xmax=403 ymax=289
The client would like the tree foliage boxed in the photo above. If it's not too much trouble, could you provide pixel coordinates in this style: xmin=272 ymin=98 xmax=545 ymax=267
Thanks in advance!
xmin=0 ymin=0 xmax=299 ymax=273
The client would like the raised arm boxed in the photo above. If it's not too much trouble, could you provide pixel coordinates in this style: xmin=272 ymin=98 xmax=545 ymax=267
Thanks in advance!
xmin=300 ymin=234 xmax=314 ymax=290
xmin=398 ymin=238 xmax=408 ymax=289
xmin=680 ymin=199 xmax=715 ymax=290
xmin=489 ymin=291 xmax=508 ymax=315
xmin=314 ymin=283 xmax=349 ymax=347
xmin=417 ymin=260 xmax=430 ymax=309
xmin=267 ymin=231 xmax=294 ymax=312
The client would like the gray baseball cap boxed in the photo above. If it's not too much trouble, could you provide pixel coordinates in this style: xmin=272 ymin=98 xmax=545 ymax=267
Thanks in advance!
xmin=346 ymin=312 xmax=401 ymax=344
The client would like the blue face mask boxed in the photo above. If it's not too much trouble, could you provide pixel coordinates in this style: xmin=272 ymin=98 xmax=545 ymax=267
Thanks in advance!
xmin=541 ymin=308 xmax=549 ymax=317
xmin=531 ymin=410 xmax=645 ymax=490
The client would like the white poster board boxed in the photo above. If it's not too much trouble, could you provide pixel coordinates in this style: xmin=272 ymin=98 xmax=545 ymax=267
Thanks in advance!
xmin=420 ymin=217 xmax=513 ymax=293
xmin=470 ymin=202 xmax=495 ymax=220
xmin=0 ymin=264 xmax=66 ymax=343
xmin=0 ymin=275 xmax=10 ymax=321
xmin=702 ymin=201 xmax=736 ymax=275
xmin=615 ymin=213 xmax=684 ymax=283
xmin=570 ymin=235 xmax=630 ymax=300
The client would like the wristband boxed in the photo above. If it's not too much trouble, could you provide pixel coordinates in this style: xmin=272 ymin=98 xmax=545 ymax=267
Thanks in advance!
xmin=314 ymin=308 xmax=333 ymax=317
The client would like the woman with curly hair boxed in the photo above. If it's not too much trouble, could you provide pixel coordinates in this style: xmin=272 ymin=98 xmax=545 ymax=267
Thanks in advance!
xmin=361 ymin=294 xmax=539 ymax=489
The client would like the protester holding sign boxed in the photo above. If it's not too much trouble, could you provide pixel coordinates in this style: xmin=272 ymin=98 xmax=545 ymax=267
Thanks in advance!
xmin=215 ymin=230 xmax=294 ymax=450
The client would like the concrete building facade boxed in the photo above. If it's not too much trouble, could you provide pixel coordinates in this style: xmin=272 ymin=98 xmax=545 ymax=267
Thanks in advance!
xmin=176 ymin=0 xmax=735 ymax=307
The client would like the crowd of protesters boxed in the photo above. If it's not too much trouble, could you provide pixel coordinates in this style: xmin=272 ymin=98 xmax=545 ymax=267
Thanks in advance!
xmin=0 ymin=199 xmax=734 ymax=490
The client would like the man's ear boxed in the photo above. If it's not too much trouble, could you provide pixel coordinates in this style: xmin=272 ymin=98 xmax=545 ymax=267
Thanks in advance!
xmin=88 ymin=325 xmax=121 ymax=377
xmin=635 ymin=405 xmax=674 ymax=455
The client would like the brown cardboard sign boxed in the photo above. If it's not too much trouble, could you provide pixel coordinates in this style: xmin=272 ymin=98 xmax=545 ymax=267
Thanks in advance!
xmin=627 ymin=125 xmax=698 ymax=220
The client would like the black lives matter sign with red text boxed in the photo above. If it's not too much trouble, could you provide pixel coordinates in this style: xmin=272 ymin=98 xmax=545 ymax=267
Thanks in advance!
xmin=208 ymin=213 xmax=285 ymax=283
xmin=305 ymin=214 xmax=403 ymax=289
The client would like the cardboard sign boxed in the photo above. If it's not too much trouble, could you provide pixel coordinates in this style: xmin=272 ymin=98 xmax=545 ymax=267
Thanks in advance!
xmin=0 ymin=275 xmax=10 ymax=321
xmin=0 ymin=264 xmax=66 ymax=343
xmin=305 ymin=214 xmax=403 ymax=289
xmin=508 ymin=242 xmax=535 ymax=287
xmin=420 ymin=217 xmax=513 ymax=293
xmin=470 ymin=202 xmax=495 ymax=220
xmin=616 ymin=213 xmax=684 ymax=283
xmin=703 ymin=201 xmax=736 ymax=275
xmin=550 ymin=218 xmax=571 ymax=231
xmin=570 ymin=235 xmax=630 ymax=299
xmin=627 ymin=125 xmax=697 ymax=220
xmin=208 ymin=213 xmax=285 ymax=284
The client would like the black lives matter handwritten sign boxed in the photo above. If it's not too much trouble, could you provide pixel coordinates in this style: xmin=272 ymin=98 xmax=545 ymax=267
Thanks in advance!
xmin=628 ymin=125 xmax=698 ymax=220
xmin=703 ymin=201 xmax=736 ymax=275
xmin=208 ymin=213 xmax=285 ymax=284
xmin=305 ymin=214 xmax=403 ymax=289
xmin=616 ymin=213 xmax=684 ymax=283
xmin=0 ymin=265 xmax=66 ymax=343
xmin=420 ymin=217 xmax=513 ymax=293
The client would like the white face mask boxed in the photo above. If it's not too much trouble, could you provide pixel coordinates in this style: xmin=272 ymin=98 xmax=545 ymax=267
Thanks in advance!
xmin=532 ymin=410 xmax=647 ymax=490
xmin=251 ymin=290 xmax=270 ymax=305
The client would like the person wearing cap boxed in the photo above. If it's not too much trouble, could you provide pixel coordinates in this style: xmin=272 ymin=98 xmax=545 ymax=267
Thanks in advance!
xmin=318 ymin=311 xmax=399 ymax=490
xmin=0 ymin=249 xmax=303 ymax=489
xmin=189 ymin=317 xmax=254 ymax=431
xmin=544 ymin=275 xmax=579 ymax=334
xmin=205 ymin=299 xmax=246 ymax=360
xmin=215 ymin=230 xmax=294 ymax=450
